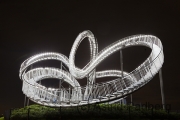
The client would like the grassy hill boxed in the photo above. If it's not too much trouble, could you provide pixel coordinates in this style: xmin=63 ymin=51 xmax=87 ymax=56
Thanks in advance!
xmin=0 ymin=117 xmax=4 ymax=120
xmin=6 ymin=104 xmax=180 ymax=120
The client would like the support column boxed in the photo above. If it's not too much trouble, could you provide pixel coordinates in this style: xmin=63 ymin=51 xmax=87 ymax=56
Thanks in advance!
xmin=120 ymin=50 xmax=123 ymax=78
xmin=130 ymin=94 xmax=132 ymax=105
xmin=159 ymin=68 xmax=165 ymax=110
xmin=120 ymin=50 xmax=124 ymax=90
xmin=27 ymin=65 xmax=33 ymax=106
xmin=120 ymin=50 xmax=126 ymax=104
xmin=24 ymin=95 xmax=26 ymax=107
xmin=69 ymin=85 xmax=71 ymax=102
xmin=84 ymin=69 xmax=96 ymax=100
xmin=27 ymin=98 xmax=29 ymax=106
xmin=59 ymin=62 xmax=62 ymax=104
xmin=59 ymin=62 xmax=62 ymax=90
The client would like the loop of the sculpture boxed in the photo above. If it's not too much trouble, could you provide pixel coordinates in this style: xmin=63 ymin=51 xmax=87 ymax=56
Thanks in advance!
xmin=69 ymin=30 xmax=98 ymax=79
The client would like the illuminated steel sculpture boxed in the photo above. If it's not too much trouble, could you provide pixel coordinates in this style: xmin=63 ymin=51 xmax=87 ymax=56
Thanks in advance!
xmin=19 ymin=30 xmax=164 ymax=107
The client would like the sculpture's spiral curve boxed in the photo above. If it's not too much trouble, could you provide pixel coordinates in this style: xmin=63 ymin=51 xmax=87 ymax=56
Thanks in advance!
xmin=19 ymin=30 xmax=164 ymax=107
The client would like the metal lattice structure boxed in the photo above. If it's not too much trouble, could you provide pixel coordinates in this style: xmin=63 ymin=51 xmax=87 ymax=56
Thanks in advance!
xmin=19 ymin=30 xmax=164 ymax=107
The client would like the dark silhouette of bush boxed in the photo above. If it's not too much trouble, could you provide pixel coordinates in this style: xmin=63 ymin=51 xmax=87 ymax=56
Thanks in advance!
xmin=10 ymin=104 xmax=180 ymax=120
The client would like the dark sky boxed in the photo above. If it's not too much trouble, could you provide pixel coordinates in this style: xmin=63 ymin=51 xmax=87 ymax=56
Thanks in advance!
xmin=0 ymin=0 xmax=180 ymax=114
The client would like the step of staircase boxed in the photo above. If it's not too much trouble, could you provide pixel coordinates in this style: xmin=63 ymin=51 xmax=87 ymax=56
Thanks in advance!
xmin=106 ymin=94 xmax=115 ymax=97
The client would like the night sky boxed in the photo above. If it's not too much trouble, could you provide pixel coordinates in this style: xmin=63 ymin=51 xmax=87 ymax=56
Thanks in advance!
xmin=0 ymin=0 xmax=180 ymax=114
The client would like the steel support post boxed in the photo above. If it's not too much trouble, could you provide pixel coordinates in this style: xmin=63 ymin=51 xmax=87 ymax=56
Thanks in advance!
xmin=59 ymin=62 xmax=62 ymax=90
xmin=120 ymin=50 xmax=126 ymax=104
xmin=27 ymin=98 xmax=29 ymax=106
xmin=27 ymin=65 xmax=33 ymax=106
xmin=159 ymin=68 xmax=165 ymax=110
xmin=59 ymin=62 xmax=62 ymax=104
xmin=120 ymin=50 xmax=124 ymax=78
xmin=24 ymin=95 xmax=26 ymax=107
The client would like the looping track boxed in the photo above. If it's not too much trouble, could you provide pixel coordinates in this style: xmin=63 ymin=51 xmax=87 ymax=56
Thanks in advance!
xmin=19 ymin=30 xmax=164 ymax=107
